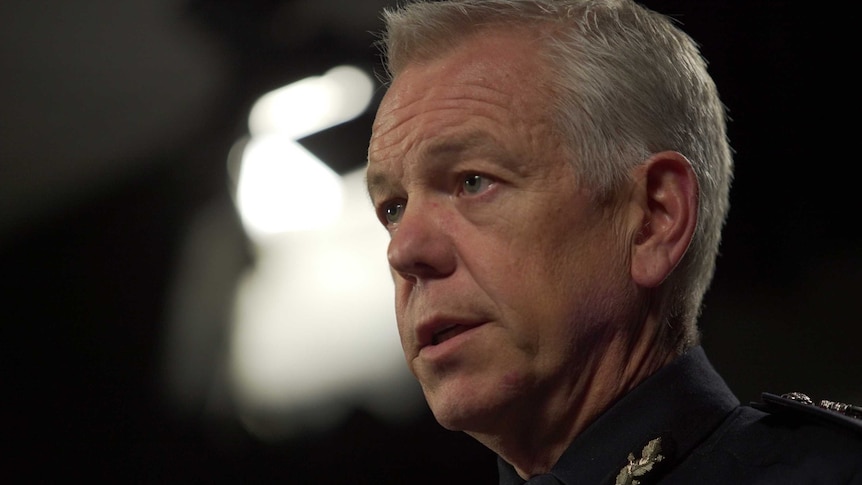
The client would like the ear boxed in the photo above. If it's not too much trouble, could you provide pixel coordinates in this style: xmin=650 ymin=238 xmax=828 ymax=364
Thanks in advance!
xmin=629 ymin=151 xmax=699 ymax=288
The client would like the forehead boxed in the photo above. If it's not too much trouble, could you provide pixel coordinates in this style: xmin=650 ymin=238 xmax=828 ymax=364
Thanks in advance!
xmin=367 ymin=28 xmax=554 ymax=183
xmin=377 ymin=26 xmax=547 ymax=121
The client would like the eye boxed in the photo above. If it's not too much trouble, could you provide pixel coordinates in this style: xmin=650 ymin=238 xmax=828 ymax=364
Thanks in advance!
xmin=379 ymin=200 xmax=406 ymax=226
xmin=462 ymin=173 xmax=493 ymax=195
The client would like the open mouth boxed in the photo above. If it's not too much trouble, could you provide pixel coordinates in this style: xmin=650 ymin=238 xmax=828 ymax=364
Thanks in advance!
xmin=431 ymin=324 xmax=472 ymax=345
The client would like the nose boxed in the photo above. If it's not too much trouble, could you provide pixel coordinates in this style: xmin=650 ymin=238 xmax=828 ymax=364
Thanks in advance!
xmin=387 ymin=199 xmax=456 ymax=282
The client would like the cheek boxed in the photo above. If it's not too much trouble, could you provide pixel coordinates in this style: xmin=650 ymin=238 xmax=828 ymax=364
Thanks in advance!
xmin=513 ymin=225 xmax=632 ymax=332
xmin=393 ymin=289 xmax=412 ymax=347
xmin=500 ymin=369 xmax=532 ymax=392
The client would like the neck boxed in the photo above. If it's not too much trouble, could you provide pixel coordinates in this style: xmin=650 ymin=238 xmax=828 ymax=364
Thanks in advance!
xmin=474 ymin=316 xmax=677 ymax=480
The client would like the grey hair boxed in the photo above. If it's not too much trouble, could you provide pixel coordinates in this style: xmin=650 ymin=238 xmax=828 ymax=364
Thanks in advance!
xmin=377 ymin=0 xmax=734 ymax=351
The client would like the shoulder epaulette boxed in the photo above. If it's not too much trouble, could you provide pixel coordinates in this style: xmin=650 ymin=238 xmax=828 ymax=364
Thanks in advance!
xmin=751 ymin=392 xmax=862 ymax=436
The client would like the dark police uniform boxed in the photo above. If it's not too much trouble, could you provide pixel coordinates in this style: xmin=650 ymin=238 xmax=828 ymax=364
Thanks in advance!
xmin=497 ymin=347 xmax=862 ymax=484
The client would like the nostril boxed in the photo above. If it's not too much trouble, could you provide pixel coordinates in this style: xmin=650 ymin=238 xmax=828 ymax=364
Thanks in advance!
xmin=391 ymin=268 xmax=418 ymax=286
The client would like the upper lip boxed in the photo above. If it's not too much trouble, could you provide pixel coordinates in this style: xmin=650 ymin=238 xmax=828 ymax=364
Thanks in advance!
xmin=416 ymin=316 xmax=485 ymax=349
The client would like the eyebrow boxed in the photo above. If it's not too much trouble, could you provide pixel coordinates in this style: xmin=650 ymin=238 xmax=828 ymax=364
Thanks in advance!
xmin=365 ymin=130 xmax=504 ymax=201
xmin=365 ymin=169 xmax=390 ymax=202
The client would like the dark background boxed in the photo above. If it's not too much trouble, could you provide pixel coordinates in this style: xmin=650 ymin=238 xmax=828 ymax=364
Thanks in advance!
xmin=1 ymin=0 xmax=859 ymax=482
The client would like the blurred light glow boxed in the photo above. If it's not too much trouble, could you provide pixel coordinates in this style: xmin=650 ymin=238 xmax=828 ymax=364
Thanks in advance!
xmin=229 ymin=168 xmax=422 ymax=439
xmin=235 ymin=65 xmax=375 ymax=239
xmin=224 ymin=65 xmax=422 ymax=441
xmin=248 ymin=65 xmax=375 ymax=139
xmin=235 ymin=135 xmax=343 ymax=236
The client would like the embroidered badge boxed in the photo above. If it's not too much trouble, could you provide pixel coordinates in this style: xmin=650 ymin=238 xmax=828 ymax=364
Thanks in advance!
xmin=615 ymin=437 xmax=665 ymax=485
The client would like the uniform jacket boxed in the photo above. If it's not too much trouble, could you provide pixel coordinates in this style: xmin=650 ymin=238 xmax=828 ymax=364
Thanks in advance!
xmin=497 ymin=346 xmax=862 ymax=484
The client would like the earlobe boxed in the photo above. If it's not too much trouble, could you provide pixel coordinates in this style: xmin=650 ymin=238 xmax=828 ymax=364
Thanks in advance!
xmin=630 ymin=151 xmax=699 ymax=288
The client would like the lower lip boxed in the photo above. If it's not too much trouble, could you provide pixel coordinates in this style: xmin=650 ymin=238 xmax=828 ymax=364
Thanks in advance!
xmin=418 ymin=323 xmax=486 ymax=362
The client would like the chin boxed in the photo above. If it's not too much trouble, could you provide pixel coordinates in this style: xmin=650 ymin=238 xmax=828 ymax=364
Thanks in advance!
xmin=429 ymin=400 xmax=487 ymax=432
xmin=423 ymin=374 xmax=525 ymax=433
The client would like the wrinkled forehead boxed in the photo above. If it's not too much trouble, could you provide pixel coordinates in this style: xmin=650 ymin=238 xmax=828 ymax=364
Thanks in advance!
xmin=376 ymin=25 xmax=553 ymax=125
xmin=368 ymin=27 xmax=553 ymax=166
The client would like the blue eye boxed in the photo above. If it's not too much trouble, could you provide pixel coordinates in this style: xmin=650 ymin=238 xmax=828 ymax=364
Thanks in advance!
xmin=463 ymin=174 xmax=492 ymax=194
xmin=382 ymin=201 xmax=405 ymax=225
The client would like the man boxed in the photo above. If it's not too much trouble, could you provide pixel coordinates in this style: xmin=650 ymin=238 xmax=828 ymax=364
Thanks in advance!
xmin=365 ymin=0 xmax=862 ymax=483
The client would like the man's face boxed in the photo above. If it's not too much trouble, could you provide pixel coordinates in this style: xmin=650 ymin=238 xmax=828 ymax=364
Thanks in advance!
xmin=366 ymin=29 xmax=637 ymax=434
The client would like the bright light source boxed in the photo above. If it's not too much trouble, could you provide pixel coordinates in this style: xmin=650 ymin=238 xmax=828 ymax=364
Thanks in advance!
xmin=228 ymin=169 xmax=422 ymax=439
xmin=248 ymin=65 xmax=375 ymax=139
xmin=235 ymin=135 xmax=343 ymax=237
xmin=217 ymin=65 xmax=420 ymax=441
xmin=235 ymin=65 xmax=375 ymax=239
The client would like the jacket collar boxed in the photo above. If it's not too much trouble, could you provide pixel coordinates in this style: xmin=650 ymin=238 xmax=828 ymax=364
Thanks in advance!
xmin=498 ymin=346 xmax=739 ymax=485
